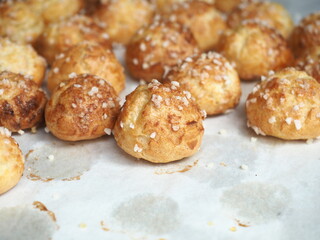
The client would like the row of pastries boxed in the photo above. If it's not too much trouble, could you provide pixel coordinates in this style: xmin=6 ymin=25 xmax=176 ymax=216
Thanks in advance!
xmin=0 ymin=0 xmax=319 ymax=194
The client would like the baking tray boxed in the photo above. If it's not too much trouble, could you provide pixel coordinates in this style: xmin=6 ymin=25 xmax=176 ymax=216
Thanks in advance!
xmin=0 ymin=1 xmax=319 ymax=239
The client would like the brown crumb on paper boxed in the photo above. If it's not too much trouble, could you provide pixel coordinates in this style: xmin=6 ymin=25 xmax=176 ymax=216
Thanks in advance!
xmin=154 ymin=160 xmax=199 ymax=175
xmin=32 ymin=201 xmax=56 ymax=222
xmin=236 ymin=219 xmax=250 ymax=227
xmin=100 ymin=221 xmax=110 ymax=231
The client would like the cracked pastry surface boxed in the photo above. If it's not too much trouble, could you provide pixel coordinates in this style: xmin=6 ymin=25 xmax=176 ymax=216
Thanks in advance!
xmin=45 ymin=74 xmax=120 ymax=141
xmin=113 ymin=80 xmax=205 ymax=163
xmin=246 ymin=68 xmax=320 ymax=140
xmin=0 ymin=71 xmax=47 ymax=132
xmin=218 ymin=21 xmax=294 ymax=80
xmin=47 ymin=41 xmax=125 ymax=93
xmin=126 ymin=18 xmax=200 ymax=83
xmin=0 ymin=127 xmax=24 ymax=195
xmin=165 ymin=52 xmax=241 ymax=115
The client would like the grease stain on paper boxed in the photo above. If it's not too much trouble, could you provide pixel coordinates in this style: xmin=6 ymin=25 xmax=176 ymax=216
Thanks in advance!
xmin=113 ymin=193 xmax=180 ymax=235
xmin=0 ymin=203 xmax=57 ymax=240
xmin=24 ymin=141 xmax=94 ymax=181
xmin=221 ymin=182 xmax=291 ymax=224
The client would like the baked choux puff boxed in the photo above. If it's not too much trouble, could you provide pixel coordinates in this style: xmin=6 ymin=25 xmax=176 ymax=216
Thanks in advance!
xmin=0 ymin=38 xmax=47 ymax=86
xmin=126 ymin=17 xmax=200 ymax=83
xmin=47 ymin=41 xmax=125 ymax=93
xmin=290 ymin=12 xmax=320 ymax=58
xmin=27 ymin=0 xmax=84 ymax=24
xmin=0 ymin=127 xmax=24 ymax=195
xmin=295 ymin=47 xmax=320 ymax=83
xmin=93 ymin=0 xmax=155 ymax=45
xmin=45 ymin=74 xmax=120 ymax=141
xmin=36 ymin=15 xmax=112 ymax=64
xmin=165 ymin=52 xmax=241 ymax=115
xmin=227 ymin=1 xmax=294 ymax=38
xmin=0 ymin=71 xmax=47 ymax=132
xmin=113 ymin=80 xmax=205 ymax=163
xmin=218 ymin=21 xmax=294 ymax=80
xmin=0 ymin=0 xmax=44 ymax=44
xmin=246 ymin=68 xmax=320 ymax=140
xmin=163 ymin=1 xmax=226 ymax=51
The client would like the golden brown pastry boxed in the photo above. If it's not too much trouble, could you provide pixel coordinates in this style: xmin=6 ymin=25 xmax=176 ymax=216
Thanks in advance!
xmin=0 ymin=0 xmax=44 ymax=44
xmin=290 ymin=12 xmax=320 ymax=58
xmin=295 ymin=47 xmax=320 ymax=83
xmin=155 ymin=0 xmax=215 ymax=13
xmin=218 ymin=21 xmax=294 ymax=81
xmin=0 ymin=127 xmax=24 ymax=195
xmin=227 ymin=1 xmax=294 ymax=38
xmin=246 ymin=68 xmax=320 ymax=140
xmin=113 ymin=80 xmax=205 ymax=163
xmin=214 ymin=0 xmax=251 ymax=13
xmin=47 ymin=41 xmax=125 ymax=93
xmin=165 ymin=52 xmax=241 ymax=115
xmin=36 ymin=14 xmax=112 ymax=64
xmin=126 ymin=18 xmax=200 ymax=83
xmin=0 ymin=38 xmax=47 ymax=86
xmin=93 ymin=0 xmax=155 ymax=45
xmin=163 ymin=1 xmax=226 ymax=51
xmin=0 ymin=71 xmax=47 ymax=132
xmin=45 ymin=74 xmax=120 ymax=141
xmin=28 ymin=0 xmax=84 ymax=24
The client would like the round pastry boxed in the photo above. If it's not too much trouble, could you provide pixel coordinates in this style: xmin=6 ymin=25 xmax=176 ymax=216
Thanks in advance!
xmin=0 ymin=38 xmax=47 ymax=86
xmin=0 ymin=71 xmax=47 ymax=132
xmin=113 ymin=80 xmax=205 ymax=163
xmin=0 ymin=127 xmax=24 ymax=195
xmin=246 ymin=68 xmax=320 ymax=140
xmin=165 ymin=52 xmax=241 ymax=115
xmin=163 ymin=1 xmax=226 ymax=51
xmin=0 ymin=0 xmax=44 ymax=44
xmin=47 ymin=41 xmax=125 ymax=93
xmin=214 ymin=0 xmax=251 ymax=13
xmin=295 ymin=47 xmax=320 ymax=83
xmin=290 ymin=12 xmax=320 ymax=58
xmin=36 ymin=14 xmax=112 ymax=64
xmin=227 ymin=1 xmax=294 ymax=38
xmin=155 ymin=0 xmax=215 ymax=13
xmin=28 ymin=0 xmax=84 ymax=24
xmin=45 ymin=74 xmax=120 ymax=141
xmin=93 ymin=0 xmax=155 ymax=45
xmin=126 ymin=18 xmax=200 ymax=83
xmin=218 ymin=21 xmax=294 ymax=81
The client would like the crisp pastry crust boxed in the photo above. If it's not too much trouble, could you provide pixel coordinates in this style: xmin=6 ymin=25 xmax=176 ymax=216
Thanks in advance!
xmin=0 ymin=71 xmax=47 ymax=132
xmin=155 ymin=0 xmax=215 ymax=13
xmin=214 ymin=0 xmax=251 ymax=13
xmin=93 ymin=0 xmax=155 ymax=45
xmin=47 ymin=41 xmax=125 ymax=93
xmin=218 ymin=21 xmax=294 ymax=80
xmin=246 ymin=68 xmax=320 ymax=140
xmin=45 ymin=74 xmax=120 ymax=141
xmin=0 ymin=127 xmax=24 ymax=195
xmin=28 ymin=0 xmax=84 ymax=24
xmin=36 ymin=14 xmax=112 ymax=64
xmin=227 ymin=1 xmax=294 ymax=38
xmin=295 ymin=47 xmax=320 ymax=83
xmin=0 ymin=38 xmax=47 ymax=86
xmin=290 ymin=12 xmax=320 ymax=58
xmin=126 ymin=18 xmax=200 ymax=83
xmin=113 ymin=80 xmax=205 ymax=163
xmin=163 ymin=1 xmax=227 ymax=51
xmin=0 ymin=1 xmax=44 ymax=44
xmin=165 ymin=52 xmax=241 ymax=115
